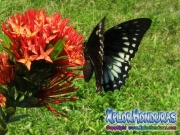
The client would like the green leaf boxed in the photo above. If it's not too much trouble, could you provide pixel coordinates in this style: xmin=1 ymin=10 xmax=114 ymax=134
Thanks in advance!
xmin=17 ymin=97 xmax=43 ymax=108
xmin=50 ymin=38 xmax=65 ymax=60
xmin=0 ymin=86 xmax=7 ymax=96
xmin=54 ymin=56 xmax=67 ymax=61
xmin=7 ymin=114 xmax=29 ymax=123
xmin=0 ymin=107 xmax=6 ymax=121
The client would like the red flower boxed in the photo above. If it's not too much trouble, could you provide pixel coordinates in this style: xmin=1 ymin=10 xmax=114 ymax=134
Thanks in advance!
xmin=17 ymin=49 xmax=37 ymax=70
xmin=0 ymin=93 xmax=6 ymax=107
xmin=0 ymin=53 xmax=15 ymax=85
xmin=1 ymin=9 xmax=85 ymax=70
xmin=37 ymin=70 xmax=78 ymax=117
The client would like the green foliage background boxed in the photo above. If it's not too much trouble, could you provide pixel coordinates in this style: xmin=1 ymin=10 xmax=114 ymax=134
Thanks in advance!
xmin=0 ymin=0 xmax=179 ymax=134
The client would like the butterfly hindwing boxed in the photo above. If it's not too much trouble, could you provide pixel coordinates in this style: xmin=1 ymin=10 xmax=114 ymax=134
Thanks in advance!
xmin=103 ymin=18 xmax=152 ymax=91
xmin=103 ymin=56 xmax=131 ymax=91
xmin=83 ymin=17 xmax=105 ymax=92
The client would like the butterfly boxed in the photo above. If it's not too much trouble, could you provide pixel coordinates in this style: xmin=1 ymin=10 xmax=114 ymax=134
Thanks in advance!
xmin=83 ymin=16 xmax=152 ymax=92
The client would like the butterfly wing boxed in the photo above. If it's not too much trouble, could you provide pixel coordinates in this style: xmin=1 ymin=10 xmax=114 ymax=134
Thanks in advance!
xmin=103 ymin=18 xmax=152 ymax=91
xmin=83 ymin=17 xmax=105 ymax=92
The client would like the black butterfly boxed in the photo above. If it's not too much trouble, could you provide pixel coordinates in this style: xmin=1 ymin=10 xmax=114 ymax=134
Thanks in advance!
xmin=83 ymin=17 xmax=152 ymax=92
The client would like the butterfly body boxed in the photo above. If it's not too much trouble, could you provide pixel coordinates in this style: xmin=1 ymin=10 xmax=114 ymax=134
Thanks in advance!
xmin=83 ymin=17 xmax=152 ymax=92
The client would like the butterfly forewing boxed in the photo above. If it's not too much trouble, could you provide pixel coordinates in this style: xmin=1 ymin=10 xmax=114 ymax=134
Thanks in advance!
xmin=83 ymin=17 xmax=105 ymax=92
xmin=103 ymin=18 xmax=152 ymax=91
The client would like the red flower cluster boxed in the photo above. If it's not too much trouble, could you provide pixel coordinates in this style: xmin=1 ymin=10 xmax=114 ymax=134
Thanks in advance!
xmin=0 ymin=9 xmax=85 ymax=116
xmin=2 ymin=9 xmax=84 ymax=70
